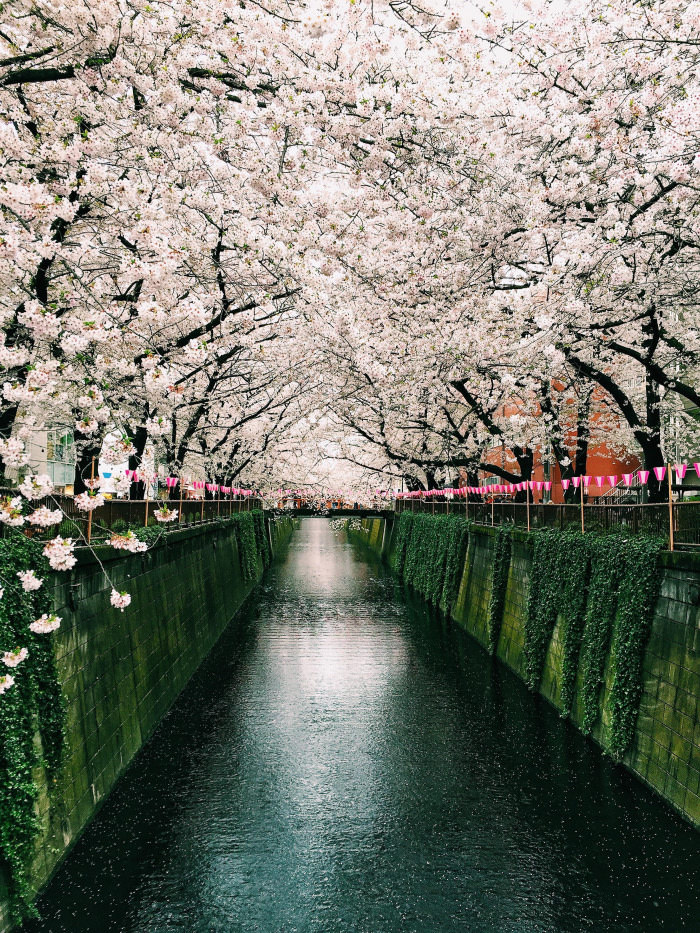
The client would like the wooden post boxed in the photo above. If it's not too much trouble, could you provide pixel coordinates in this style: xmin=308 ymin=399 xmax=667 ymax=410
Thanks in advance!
xmin=491 ymin=497 xmax=494 ymax=527
xmin=580 ymin=480 xmax=585 ymax=534
xmin=144 ymin=473 xmax=150 ymax=527
xmin=526 ymin=481 xmax=530 ymax=533
xmin=178 ymin=474 xmax=184 ymax=523
xmin=668 ymin=467 xmax=675 ymax=552
xmin=200 ymin=488 xmax=204 ymax=523
xmin=87 ymin=457 xmax=95 ymax=543
xmin=229 ymin=481 xmax=232 ymax=516
xmin=217 ymin=486 xmax=220 ymax=516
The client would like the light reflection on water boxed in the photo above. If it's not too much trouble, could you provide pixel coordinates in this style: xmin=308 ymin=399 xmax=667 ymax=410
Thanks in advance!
xmin=25 ymin=518 xmax=700 ymax=932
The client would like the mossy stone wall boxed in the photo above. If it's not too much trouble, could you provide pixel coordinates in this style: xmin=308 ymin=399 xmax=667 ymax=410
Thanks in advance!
xmin=0 ymin=515 xmax=294 ymax=932
xmin=360 ymin=516 xmax=700 ymax=830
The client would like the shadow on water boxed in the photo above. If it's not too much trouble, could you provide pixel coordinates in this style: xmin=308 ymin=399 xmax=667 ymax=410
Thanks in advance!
xmin=24 ymin=518 xmax=700 ymax=933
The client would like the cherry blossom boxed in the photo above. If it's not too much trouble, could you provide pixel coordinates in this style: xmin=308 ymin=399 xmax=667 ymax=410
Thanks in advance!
xmin=17 ymin=570 xmax=43 ymax=592
xmin=0 ymin=675 xmax=15 ymax=694
xmin=18 ymin=474 xmax=54 ymax=500
xmin=43 ymin=538 xmax=77 ymax=572
xmin=110 ymin=590 xmax=132 ymax=612
xmin=27 ymin=507 xmax=63 ymax=528
xmin=29 ymin=614 xmax=61 ymax=635
xmin=2 ymin=647 xmax=28 ymax=668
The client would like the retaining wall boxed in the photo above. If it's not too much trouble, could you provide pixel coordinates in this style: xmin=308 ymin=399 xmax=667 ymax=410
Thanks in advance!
xmin=0 ymin=515 xmax=294 ymax=931
xmin=359 ymin=516 xmax=700 ymax=830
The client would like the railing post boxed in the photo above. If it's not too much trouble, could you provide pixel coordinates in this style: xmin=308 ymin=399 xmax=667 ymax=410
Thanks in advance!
xmin=87 ymin=457 xmax=95 ymax=543
xmin=526 ymin=482 xmax=530 ymax=532
xmin=668 ymin=468 xmax=675 ymax=551
xmin=580 ymin=481 xmax=585 ymax=534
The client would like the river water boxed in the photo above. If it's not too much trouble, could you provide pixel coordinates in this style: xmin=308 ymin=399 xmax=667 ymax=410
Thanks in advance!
xmin=26 ymin=518 xmax=700 ymax=932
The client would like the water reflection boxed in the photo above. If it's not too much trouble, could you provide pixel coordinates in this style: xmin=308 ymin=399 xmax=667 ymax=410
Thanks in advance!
xmin=25 ymin=518 xmax=700 ymax=932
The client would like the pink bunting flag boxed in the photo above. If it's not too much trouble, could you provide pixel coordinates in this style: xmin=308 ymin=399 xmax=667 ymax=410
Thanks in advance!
xmin=623 ymin=473 xmax=633 ymax=486
xmin=608 ymin=475 xmax=618 ymax=487
xmin=124 ymin=469 xmax=133 ymax=480
xmin=583 ymin=475 xmax=592 ymax=486
xmin=674 ymin=464 xmax=687 ymax=482
xmin=638 ymin=470 xmax=650 ymax=484
xmin=544 ymin=481 xmax=552 ymax=491
xmin=695 ymin=463 xmax=700 ymax=479
xmin=595 ymin=475 xmax=605 ymax=488
xmin=536 ymin=481 xmax=543 ymax=491
xmin=653 ymin=466 xmax=666 ymax=482
xmin=562 ymin=479 xmax=570 ymax=490
xmin=165 ymin=476 xmax=178 ymax=488
xmin=572 ymin=476 xmax=581 ymax=488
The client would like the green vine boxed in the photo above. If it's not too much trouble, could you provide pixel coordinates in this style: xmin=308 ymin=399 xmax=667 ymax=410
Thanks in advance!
xmin=233 ymin=512 xmax=263 ymax=582
xmin=393 ymin=515 xmax=665 ymax=763
xmin=578 ymin=537 xmax=624 ymax=735
xmin=487 ymin=526 xmax=512 ymax=655
xmin=394 ymin=513 xmax=469 ymax=609
xmin=607 ymin=536 xmax=664 ymax=761
xmin=0 ymin=533 xmax=65 ymax=924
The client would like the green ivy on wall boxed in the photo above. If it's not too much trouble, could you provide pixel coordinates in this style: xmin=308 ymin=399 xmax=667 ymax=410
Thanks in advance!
xmin=232 ymin=512 xmax=264 ymax=582
xmin=607 ymin=536 xmax=664 ymax=761
xmin=487 ymin=526 xmax=512 ymax=655
xmin=578 ymin=537 xmax=625 ymax=736
xmin=524 ymin=528 xmax=663 ymax=757
xmin=0 ymin=533 xmax=65 ymax=924
xmin=392 ymin=514 xmax=665 ymax=765
xmin=393 ymin=513 xmax=470 ymax=609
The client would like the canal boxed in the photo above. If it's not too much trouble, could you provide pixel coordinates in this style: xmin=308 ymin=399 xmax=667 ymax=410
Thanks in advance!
xmin=26 ymin=518 xmax=700 ymax=932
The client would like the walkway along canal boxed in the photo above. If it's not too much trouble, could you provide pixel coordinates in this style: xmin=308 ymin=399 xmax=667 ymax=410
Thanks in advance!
xmin=22 ymin=518 xmax=700 ymax=931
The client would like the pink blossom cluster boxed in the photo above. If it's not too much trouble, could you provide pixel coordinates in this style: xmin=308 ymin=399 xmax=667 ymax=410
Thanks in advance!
xmin=109 ymin=532 xmax=148 ymax=553
xmin=74 ymin=492 xmax=105 ymax=512
xmin=29 ymin=613 xmax=61 ymax=634
xmin=2 ymin=647 xmax=28 ymax=668
xmin=110 ymin=589 xmax=132 ymax=612
xmin=18 ymin=474 xmax=54 ymax=500
xmin=28 ymin=506 xmax=63 ymax=528
xmin=17 ymin=570 xmax=43 ymax=592
xmin=0 ymin=496 xmax=24 ymax=527
xmin=154 ymin=507 xmax=178 ymax=523
xmin=43 ymin=538 xmax=77 ymax=572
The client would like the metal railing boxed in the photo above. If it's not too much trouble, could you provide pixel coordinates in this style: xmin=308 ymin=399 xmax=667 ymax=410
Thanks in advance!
xmin=0 ymin=490 xmax=263 ymax=543
xmin=392 ymin=498 xmax=700 ymax=548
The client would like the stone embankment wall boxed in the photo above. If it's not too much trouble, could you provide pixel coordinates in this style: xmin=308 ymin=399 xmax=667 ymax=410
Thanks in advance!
xmin=359 ymin=516 xmax=700 ymax=830
xmin=0 ymin=515 xmax=294 ymax=932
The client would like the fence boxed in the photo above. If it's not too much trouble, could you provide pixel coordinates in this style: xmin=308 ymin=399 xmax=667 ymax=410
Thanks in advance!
xmin=0 ymin=491 xmax=263 ymax=544
xmin=392 ymin=498 xmax=700 ymax=548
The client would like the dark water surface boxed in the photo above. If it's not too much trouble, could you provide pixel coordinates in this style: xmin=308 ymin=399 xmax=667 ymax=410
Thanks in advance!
xmin=26 ymin=518 xmax=700 ymax=932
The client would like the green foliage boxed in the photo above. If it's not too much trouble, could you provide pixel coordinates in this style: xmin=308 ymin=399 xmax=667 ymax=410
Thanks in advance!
xmin=252 ymin=510 xmax=272 ymax=568
xmin=233 ymin=512 xmax=262 ymax=581
xmin=0 ymin=533 xmax=65 ymax=923
xmin=392 ymin=512 xmax=415 ymax=576
xmin=524 ymin=529 xmax=590 ymax=709
xmin=578 ymin=538 xmax=624 ymax=735
xmin=487 ymin=526 xmax=512 ymax=655
xmin=440 ymin=517 xmax=471 ymax=610
xmin=607 ymin=536 xmax=664 ymax=761
xmin=525 ymin=528 xmax=664 ymax=758
xmin=394 ymin=513 xmax=469 ymax=609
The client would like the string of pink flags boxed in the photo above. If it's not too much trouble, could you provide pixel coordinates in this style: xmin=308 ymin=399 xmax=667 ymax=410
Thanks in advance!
xmin=392 ymin=463 xmax=699 ymax=499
